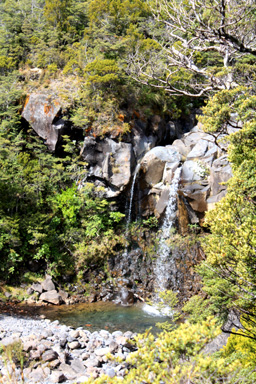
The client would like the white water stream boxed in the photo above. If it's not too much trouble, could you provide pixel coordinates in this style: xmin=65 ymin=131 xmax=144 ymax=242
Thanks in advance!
xmin=154 ymin=167 xmax=181 ymax=292
xmin=125 ymin=163 xmax=141 ymax=237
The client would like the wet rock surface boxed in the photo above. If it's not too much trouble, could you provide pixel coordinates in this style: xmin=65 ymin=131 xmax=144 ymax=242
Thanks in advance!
xmin=0 ymin=315 xmax=136 ymax=383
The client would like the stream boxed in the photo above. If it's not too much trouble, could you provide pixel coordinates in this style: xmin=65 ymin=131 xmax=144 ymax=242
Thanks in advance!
xmin=37 ymin=301 xmax=171 ymax=334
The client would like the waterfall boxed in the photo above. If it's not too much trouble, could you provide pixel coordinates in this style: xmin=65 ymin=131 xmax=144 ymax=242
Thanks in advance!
xmin=154 ymin=167 xmax=181 ymax=292
xmin=125 ymin=163 xmax=141 ymax=237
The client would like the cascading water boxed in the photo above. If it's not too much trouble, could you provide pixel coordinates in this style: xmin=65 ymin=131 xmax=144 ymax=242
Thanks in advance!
xmin=154 ymin=167 xmax=182 ymax=292
xmin=125 ymin=163 xmax=141 ymax=237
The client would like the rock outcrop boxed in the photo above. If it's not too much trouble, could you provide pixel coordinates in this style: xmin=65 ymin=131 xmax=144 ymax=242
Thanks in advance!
xmin=136 ymin=126 xmax=232 ymax=225
xmin=80 ymin=137 xmax=134 ymax=197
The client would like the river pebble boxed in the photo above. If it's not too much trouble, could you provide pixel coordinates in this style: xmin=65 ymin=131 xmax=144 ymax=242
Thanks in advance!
xmin=0 ymin=314 xmax=136 ymax=383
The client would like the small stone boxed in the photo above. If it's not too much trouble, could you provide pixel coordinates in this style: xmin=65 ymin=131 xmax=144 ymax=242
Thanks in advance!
xmin=112 ymin=331 xmax=123 ymax=338
xmin=86 ymin=366 xmax=99 ymax=379
xmin=123 ymin=331 xmax=133 ymax=339
xmin=94 ymin=347 xmax=110 ymax=357
xmin=60 ymin=338 xmax=67 ymax=348
xmin=59 ymin=363 xmax=77 ymax=380
xmin=105 ymin=367 xmax=116 ymax=378
xmin=28 ymin=367 xmax=47 ymax=382
xmin=76 ymin=375 xmax=90 ymax=383
xmin=109 ymin=341 xmax=118 ymax=353
xmin=70 ymin=358 xmax=86 ymax=374
xmin=81 ymin=352 xmax=90 ymax=360
xmin=68 ymin=341 xmax=81 ymax=350
xmin=84 ymin=358 xmax=100 ymax=368
xmin=49 ymin=359 xmax=61 ymax=369
xmin=116 ymin=336 xmax=128 ymax=346
xmin=49 ymin=371 xmax=66 ymax=383
xmin=42 ymin=349 xmax=58 ymax=362
xmin=70 ymin=330 xmax=80 ymax=339
xmin=99 ymin=330 xmax=110 ymax=339
xmin=30 ymin=349 xmax=42 ymax=360
xmin=23 ymin=341 xmax=35 ymax=352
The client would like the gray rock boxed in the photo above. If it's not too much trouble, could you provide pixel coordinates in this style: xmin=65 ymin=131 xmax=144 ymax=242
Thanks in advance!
xmin=80 ymin=137 xmax=134 ymax=196
xmin=49 ymin=371 xmax=66 ymax=383
xmin=39 ymin=290 xmax=62 ymax=305
xmin=59 ymin=290 xmax=69 ymax=302
xmin=26 ymin=287 xmax=34 ymax=295
xmin=59 ymin=363 xmax=77 ymax=380
xmin=105 ymin=367 xmax=116 ymax=378
xmin=41 ymin=275 xmax=55 ymax=291
xmin=49 ymin=359 xmax=61 ymax=369
xmin=187 ymin=139 xmax=208 ymax=159
xmin=70 ymin=358 xmax=86 ymax=374
xmin=112 ymin=331 xmax=123 ymax=338
xmin=84 ymin=358 xmax=100 ymax=368
xmin=31 ymin=283 xmax=43 ymax=293
xmin=22 ymin=93 xmax=63 ymax=152
xmin=42 ymin=349 xmax=58 ymax=362
xmin=140 ymin=146 xmax=181 ymax=187
xmin=94 ymin=347 xmax=110 ymax=357
xmin=68 ymin=341 xmax=81 ymax=350
xmin=181 ymin=160 xmax=206 ymax=182
xmin=28 ymin=366 xmax=49 ymax=383
xmin=76 ymin=375 xmax=91 ymax=383
xmin=23 ymin=341 xmax=36 ymax=352
xmin=70 ymin=330 xmax=80 ymax=339
xmin=109 ymin=341 xmax=118 ymax=354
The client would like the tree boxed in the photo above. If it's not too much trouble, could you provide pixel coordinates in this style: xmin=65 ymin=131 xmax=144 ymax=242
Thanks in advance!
xmin=127 ymin=0 xmax=256 ymax=96
xmin=197 ymin=88 xmax=256 ymax=338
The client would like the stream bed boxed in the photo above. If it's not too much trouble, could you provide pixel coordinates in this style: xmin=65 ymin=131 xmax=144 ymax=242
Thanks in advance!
xmin=38 ymin=301 xmax=171 ymax=334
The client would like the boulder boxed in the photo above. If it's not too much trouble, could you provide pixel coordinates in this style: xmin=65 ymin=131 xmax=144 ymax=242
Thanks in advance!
xmin=41 ymin=275 xmax=55 ymax=291
xmin=22 ymin=94 xmax=66 ymax=151
xmin=58 ymin=290 xmax=69 ymax=302
xmin=186 ymin=139 xmax=208 ymax=159
xmin=154 ymin=187 xmax=170 ymax=218
xmin=31 ymin=283 xmax=43 ymax=294
xmin=39 ymin=290 xmax=62 ymax=305
xmin=140 ymin=146 xmax=181 ymax=187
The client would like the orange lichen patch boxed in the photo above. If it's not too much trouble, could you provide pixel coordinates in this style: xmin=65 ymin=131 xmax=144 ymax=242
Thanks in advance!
xmin=118 ymin=113 xmax=125 ymax=122
xmin=133 ymin=110 xmax=140 ymax=119
xmin=23 ymin=95 xmax=30 ymax=109
xmin=53 ymin=100 xmax=60 ymax=107
xmin=85 ymin=126 xmax=92 ymax=134
xmin=44 ymin=104 xmax=53 ymax=114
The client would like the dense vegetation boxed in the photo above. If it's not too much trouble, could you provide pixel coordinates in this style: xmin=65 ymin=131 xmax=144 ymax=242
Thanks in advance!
xmin=0 ymin=0 xmax=256 ymax=382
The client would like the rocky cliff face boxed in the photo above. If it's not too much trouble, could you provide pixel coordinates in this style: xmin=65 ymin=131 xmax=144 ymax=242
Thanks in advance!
xmin=21 ymin=94 xmax=233 ymax=301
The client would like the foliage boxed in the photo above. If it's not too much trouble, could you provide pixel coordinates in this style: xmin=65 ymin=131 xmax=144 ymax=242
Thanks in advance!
xmin=0 ymin=112 xmax=125 ymax=278
xmin=0 ymin=340 xmax=25 ymax=384
xmin=194 ymin=87 xmax=256 ymax=337
xmin=129 ymin=0 xmax=256 ymax=97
